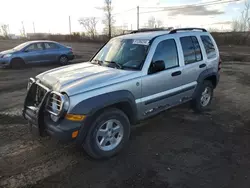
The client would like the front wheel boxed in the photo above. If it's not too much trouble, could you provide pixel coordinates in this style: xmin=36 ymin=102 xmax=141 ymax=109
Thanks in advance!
xmin=83 ymin=108 xmax=130 ymax=159
xmin=10 ymin=58 xmax=25 ymax=69
xmin=191 ymin=81 xmax=214 ymax=113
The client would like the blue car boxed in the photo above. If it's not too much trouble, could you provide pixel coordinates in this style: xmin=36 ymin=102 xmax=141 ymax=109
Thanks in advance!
xmin=0 ymin=40 xmax=74 ymax=68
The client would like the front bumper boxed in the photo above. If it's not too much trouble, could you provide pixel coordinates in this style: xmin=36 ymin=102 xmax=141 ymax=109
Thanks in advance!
xmin=0 ymin=57 xmax=11 ymax=68
xmin=23 ymin=79 xmax=83 ymax=142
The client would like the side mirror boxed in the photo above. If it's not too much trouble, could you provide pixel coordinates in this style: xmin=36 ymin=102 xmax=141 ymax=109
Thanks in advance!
xmin=24 ymin=49 xmax=29 ymax=53
xmin=149 ymin=60 xmax=165 ymax=74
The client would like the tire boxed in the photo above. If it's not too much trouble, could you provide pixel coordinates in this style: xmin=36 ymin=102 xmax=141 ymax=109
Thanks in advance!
xmin=10 ymin=58 xmax=25 ymax=69
xmin=83 ymin=108 xmax=131 ymax=159
xmin=191 ymin=80 xmax=214 ymax=113
xmin=58 ymin=55 xmax=68 ymax=65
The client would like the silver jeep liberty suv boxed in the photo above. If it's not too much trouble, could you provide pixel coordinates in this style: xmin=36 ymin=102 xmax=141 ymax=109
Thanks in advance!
xmin=23 ymin=28 xmax=221 ymax=159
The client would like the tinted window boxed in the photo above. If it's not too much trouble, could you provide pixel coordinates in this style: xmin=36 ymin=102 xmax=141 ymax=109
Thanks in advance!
xmin=44 ymin=42 xmax=58 ymax=49
xmin=26 ymin=43 xmax=43 ymax=51
xmin=152 ymin=39 xmax=179 ymax=69
xmin=201 ymin=35 xmax=216 ymax=59
xmin=191 ymin=36 xmax=202 ymax=61
xmin=180 ymin=36 xmax=202 ymax=64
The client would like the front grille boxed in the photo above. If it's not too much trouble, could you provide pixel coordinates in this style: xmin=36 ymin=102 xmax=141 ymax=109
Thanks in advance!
xmin=35 ymin=84 xmax=47 ymax=106
xmin=46 ymin=92 xmax=64 ymax=116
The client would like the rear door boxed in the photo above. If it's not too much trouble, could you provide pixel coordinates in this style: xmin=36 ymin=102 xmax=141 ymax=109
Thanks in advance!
xmin=43 ymin=42 xmax=60 ymax=62
xmin=22 ymin=43 xmax=45 ymax=64
xmin=178 ymin=35 xmax=207 ymax=99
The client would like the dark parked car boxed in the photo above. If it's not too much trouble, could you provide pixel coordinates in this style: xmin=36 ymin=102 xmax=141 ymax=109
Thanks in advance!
xmin=0 ymin=40 xmax=74 ymax=68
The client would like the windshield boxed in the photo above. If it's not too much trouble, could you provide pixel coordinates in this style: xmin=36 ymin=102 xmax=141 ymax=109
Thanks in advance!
xmin=13 ymin=42 xmax=29 ymax=51
xmin=92 ymin=38 xmax=150 ymax=70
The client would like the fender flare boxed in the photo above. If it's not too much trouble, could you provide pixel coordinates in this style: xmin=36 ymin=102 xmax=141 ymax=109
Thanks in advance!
xmin=192 ymin=68 xmax=219 ymax=99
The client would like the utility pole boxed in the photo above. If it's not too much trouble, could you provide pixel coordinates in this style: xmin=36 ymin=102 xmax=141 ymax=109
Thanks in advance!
xmin=69 ymin=16 xmax=72 ymax=35
xmin=33 ymin=22 xmax=35 ymax=33
xmin=137 ymin=6 xmax=139 ymax=30
xmin=21 ymin=21 xmax=26 ymax=37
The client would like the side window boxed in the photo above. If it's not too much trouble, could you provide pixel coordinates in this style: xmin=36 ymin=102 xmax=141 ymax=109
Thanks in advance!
xmin=152 ymin=39 xmax=179 ymax=69
xmin=25 ymin=44 xmax=36 ymax=51
xmin=36 ymin=43 xmax=44 ymax=50
xmin=44 ymin=42 xmax=58 ymax=49
xmin=201 ymin=35 xmax=216 ymax=59
xmin=25 ymin=43 xmax=43 ymax=51
xmin=180 ymin=36 xmax=202 ymax=64
xmin=191 ymin=36 xmax=202 ymax=61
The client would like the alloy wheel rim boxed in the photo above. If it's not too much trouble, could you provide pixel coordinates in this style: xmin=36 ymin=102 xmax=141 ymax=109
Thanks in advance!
xmin=60 ymin=57 xmax=67 ymax=64
xmin=96 ymin=119 xmax=124 ymax=151
xmin=200 ymin=87 xmax=211 ymax=107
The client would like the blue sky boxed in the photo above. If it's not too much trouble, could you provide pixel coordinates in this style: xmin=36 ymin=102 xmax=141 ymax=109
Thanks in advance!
xmin=0 ymin=0 xmax=247 ymax=35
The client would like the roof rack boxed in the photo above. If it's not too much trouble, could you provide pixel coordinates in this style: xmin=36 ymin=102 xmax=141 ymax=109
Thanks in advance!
xmin=169 ymin=28 xmax=207 ymax=34
xmin=130 ymin=27 xmax=173 ymax=34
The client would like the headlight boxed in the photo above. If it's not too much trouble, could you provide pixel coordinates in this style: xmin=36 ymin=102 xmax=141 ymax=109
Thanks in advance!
xmin=63 ymin=94 xmax=70 ymax=112
xmin=3 ymin=54 xmax=12 ymax=58
xmin=49 ymin=93 xmax=70 ymax=123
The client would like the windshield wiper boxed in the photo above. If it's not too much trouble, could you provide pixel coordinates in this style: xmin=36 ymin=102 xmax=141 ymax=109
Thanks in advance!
xmin=104 ymin=60 xmax=123 ymax=69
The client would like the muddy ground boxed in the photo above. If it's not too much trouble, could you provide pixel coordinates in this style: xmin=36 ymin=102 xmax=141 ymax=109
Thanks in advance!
xmin=0 ymin=41 xmax=250 ymax=188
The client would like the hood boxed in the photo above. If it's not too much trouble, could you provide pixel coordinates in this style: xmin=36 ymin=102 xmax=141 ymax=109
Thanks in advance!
xmin=0 ymin=49 xmax=15 ymax=57
xmin=36 ymin=62 xmax=137 ymax=96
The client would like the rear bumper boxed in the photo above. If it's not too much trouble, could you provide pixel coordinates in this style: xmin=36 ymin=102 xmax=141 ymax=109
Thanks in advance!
xmin=67 ymin=53 xmax=75 ymax=61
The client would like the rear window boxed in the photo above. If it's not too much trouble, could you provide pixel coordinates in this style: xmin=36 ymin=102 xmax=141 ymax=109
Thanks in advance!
xmin=44 ymin=42 xmax=59 ymax=49
xmin=201 ymin=35 xmax=216 ymax=59
xmin=180 ymin=36 xmax=202 ymax=64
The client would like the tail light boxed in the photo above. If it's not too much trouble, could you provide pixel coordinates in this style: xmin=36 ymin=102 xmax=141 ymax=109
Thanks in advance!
xmin=218 ymin=57 xmax=222 ymax=71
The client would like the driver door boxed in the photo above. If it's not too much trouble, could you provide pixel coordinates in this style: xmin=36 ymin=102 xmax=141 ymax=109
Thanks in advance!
xmin=140 ymin=37 xmax=183 ymax=118
xmin=22 ymin=43 xmax=45 ymax=64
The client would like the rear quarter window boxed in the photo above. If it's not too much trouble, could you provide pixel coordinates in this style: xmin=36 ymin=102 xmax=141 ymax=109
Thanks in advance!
xmin=200 ymin=35 xmax=216 ymax=59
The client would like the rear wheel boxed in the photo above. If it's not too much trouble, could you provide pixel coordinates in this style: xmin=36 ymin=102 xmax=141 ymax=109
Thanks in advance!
xmin=191 ymin=80 xmax=214 ymax=113
xmin=83 ymin=108 xmax=130 ymax=159
xmin=59 ymin=55 xmax=68 ymax=65
xmin=10 ymin=58 xmax=25 ymax=69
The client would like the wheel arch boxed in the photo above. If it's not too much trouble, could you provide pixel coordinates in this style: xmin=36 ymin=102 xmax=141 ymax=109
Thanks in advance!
xmin=73 ymin=90 xmax=137 ymax=144
xmin=71 ymin=90 xmax=138 ymax=124
xmin=192 ymin=68 xmax=219 ymax=99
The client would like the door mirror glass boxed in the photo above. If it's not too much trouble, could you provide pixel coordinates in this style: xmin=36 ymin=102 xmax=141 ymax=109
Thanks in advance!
xmin=149 ymin=60 xmax=165 ymax=74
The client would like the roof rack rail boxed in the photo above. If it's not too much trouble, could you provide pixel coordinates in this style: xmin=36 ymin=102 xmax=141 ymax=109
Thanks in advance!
xmin=130 ymin=27 xmax=173 ymax=34
xmin=169 ymin=28 xmax=207 ymax=34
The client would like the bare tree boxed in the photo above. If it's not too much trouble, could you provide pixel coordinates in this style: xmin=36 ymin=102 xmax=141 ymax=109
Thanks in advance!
xmin=147 ymin=16 xmax=156 ymax=28
xmin=156 ymin=20 xmax=163 ymax=28
xmin=79 ymin=17 xmax=98 ymax=38
xmin=1 ymin=24 xmax=9 ymax=38
xmin=102 ymin=0 xmax=115 ymax=38
xmin=232 ymin=1 xmax=250 ymax=31
xmin=147 ymin=16 xmax=163 ymax=28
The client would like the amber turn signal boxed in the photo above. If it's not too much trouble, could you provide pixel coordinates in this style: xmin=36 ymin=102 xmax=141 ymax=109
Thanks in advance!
xmin=72 ymin=130 xmax=79 ymax=138
xmin=65 ymin=114 xmax=86 ymax=121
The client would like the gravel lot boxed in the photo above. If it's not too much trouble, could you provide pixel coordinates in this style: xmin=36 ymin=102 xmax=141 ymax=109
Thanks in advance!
xmin=0 ymin=41 xmax=250 ymax=188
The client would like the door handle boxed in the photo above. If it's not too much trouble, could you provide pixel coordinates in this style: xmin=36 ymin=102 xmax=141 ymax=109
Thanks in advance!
xmin=199 ymin=63 xmax=206 ymax=68
xmin=171 ymin=71 xmax=182 ymax=77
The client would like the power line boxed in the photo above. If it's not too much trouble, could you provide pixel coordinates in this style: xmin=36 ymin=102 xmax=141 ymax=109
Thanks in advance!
xmin=113 ymin=8 xmax=136 ymax=16
xmin=140 ymin=0 xmax=226 ymax=9
xmin=139 ymin=0 xmax=240 ymax=14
